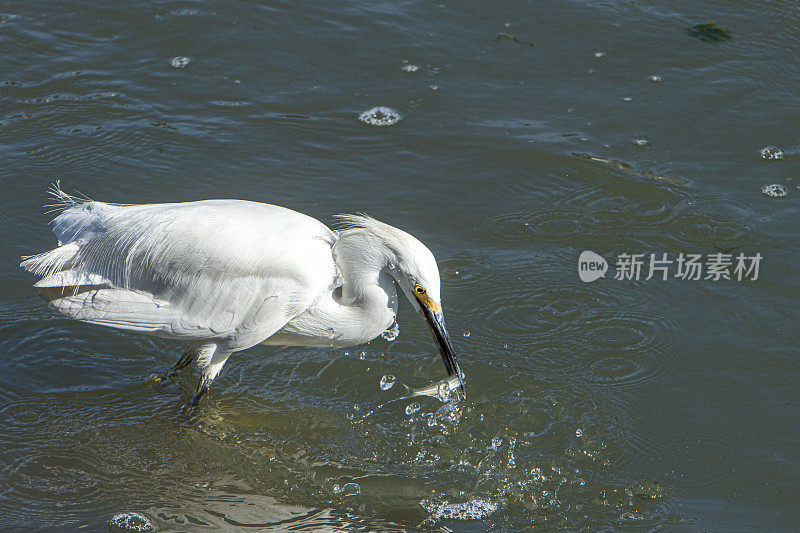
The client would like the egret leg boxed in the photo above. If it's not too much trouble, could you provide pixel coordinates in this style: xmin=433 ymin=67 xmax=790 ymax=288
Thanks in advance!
xmin=188 ymin=346 xmax=232 ymax=407
xmin=189 ymin=376 xmax=211 ymax=406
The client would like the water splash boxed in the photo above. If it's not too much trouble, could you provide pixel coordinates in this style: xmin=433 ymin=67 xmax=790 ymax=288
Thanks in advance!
xmin=379 ymin=375 xmax=396 ymax=391
xmin=381 ymin=318 xmax=399 ymax=341
xmin=421 ymin=497 xmax=499 ymax=521
xmin=761 ymin=184 xmax=787 ymax=198
xmin=108 ymin=512 xmax=154 ymax=532
xmin=507 ymin=436 xmax=517 ymax=468
xmin=760 ymin=146 xmax=784 ymax=160
xmin=170 ymin=56 xmax=191 ymax=69
xmin=358 ymin=106 xmax=401 ymax=126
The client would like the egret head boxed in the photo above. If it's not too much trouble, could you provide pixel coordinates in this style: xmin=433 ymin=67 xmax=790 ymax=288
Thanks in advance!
xmin=336 ymin=215 xmax=464 ymax=388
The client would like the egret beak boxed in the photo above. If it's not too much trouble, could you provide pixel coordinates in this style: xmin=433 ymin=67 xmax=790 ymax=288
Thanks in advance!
xmin=419 ymin=299 xmax=465 ymax=394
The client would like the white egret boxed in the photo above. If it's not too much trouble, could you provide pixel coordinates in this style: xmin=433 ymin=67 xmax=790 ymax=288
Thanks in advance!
xmin=21 ymin=185 xmax=464 ymax=405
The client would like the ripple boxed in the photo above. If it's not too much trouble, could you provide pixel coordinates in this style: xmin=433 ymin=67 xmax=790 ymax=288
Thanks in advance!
xmin=590 ymin=357 xmax=641 ymax=381
xmin=579 ymin=308 xmax=686 ymax=391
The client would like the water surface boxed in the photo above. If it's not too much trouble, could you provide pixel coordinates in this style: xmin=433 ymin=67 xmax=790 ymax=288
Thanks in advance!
xmin=2 ymin=0 xmax=800 ymax=530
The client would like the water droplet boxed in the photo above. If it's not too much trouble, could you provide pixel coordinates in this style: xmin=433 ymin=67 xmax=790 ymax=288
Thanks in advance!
xmin=342 ymin=482 xmax=361 ymax=496
xmin=401 ymin=64 xmax=419 ymax=72
xmin=594 ymin=51 xmax=606 ymax=58
xmin=405 ymin=402 xmax=421 ymax=415
xmin=109 ymin=512 xmax=154 ymax=532
xmin=762 ymin=184 xmax=788 ymax=198
xmin=576 ymin=428 xmax=583 ymax=437
xmin=760 ymin=146 xmax=784 ymax=160
xmin=491 ymin=436 xmax=502 ymax=450
xmin=170 ymin=56 xmax=191 ymax=69
xmin=379 ymin=374 xmax=396 ymax=390
xmin=463 ymin=330 xmax=471 ymax=338
xmin=649 ymin=75 xmax=662 ymax=82
xmin=358 ymin=106 xmax=401 ymax=126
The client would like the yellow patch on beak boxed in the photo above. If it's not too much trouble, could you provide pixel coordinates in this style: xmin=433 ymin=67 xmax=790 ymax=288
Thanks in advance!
xmin=414 ymin=291 xmax=442 ymax=313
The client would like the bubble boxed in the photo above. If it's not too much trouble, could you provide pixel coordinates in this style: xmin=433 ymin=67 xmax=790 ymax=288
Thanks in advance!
xmin=170 ymin=56 xmax=191 ymax=69
xmin=761 ymin=184 xmax=788 ymax=198
xmin=576 ymin=428 xmax=583 ymax=437
xmin=594 ymin=51 xmax=606 ymax=58
xmin=401 ymin=64 xmax=419 ymax=72
xmin=491 ymin=436 xmax=502 ymax=450
xmin=358 ymin=106 xmax=401 ymax=126
xmin=379 ymin=374 xmax=396 ymax=390
xmin=405 ymin=402 xmax=421 ymax=415
xmin=463 ymin=330 xmax=471 ymax=338
xmin=332 ymin=483 xmax=341 ymax=494
xmin=760 ymin=146 xmax=784 ymax=160
xmin=649 ymin=75 xmax=663 ymax=82
xmin=109 ymin=512 xmax=154 ymax=532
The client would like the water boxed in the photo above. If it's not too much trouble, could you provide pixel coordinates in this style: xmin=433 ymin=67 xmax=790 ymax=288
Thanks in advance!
xmin=2 ymin=0 xmax=800 ymax=530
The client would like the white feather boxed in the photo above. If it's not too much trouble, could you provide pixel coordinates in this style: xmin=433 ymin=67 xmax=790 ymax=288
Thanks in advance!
xmin=22 ymin=186 xmax=457 ymax=397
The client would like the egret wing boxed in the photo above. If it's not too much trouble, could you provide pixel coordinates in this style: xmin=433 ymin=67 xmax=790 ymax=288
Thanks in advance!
xmin=23 ymin=196 xmax=339 ymax=348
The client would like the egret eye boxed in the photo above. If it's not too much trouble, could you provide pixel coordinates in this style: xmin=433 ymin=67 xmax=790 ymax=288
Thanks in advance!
xmin=414 ymin=285 xmax=426 ymax=294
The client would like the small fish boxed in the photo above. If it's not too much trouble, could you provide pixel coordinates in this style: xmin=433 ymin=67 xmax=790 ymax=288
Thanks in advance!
xmin=357 ymin=374 xmax=466 ymax=421
xmin=407 ymin=374 xmax=465 ymax=399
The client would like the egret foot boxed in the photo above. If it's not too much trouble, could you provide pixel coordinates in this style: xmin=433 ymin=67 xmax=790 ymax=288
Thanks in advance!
xmin=151 ymin=347 xmax=197 ymax=385
xmin=188 ymin=379 xmax=209 ymax=407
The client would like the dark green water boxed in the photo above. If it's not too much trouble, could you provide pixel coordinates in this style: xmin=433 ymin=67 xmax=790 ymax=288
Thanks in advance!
xmin=2 ymin=1 xmax=799 ymax=531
